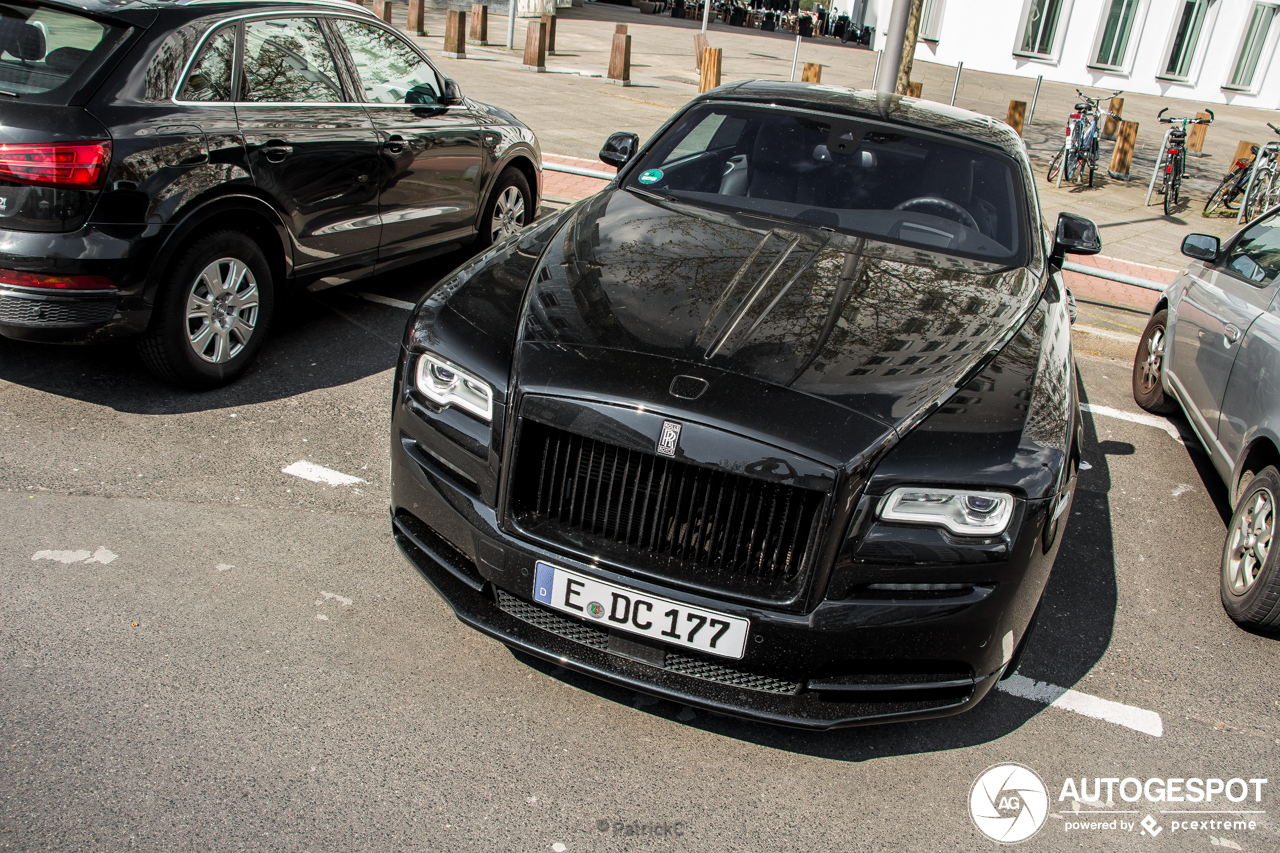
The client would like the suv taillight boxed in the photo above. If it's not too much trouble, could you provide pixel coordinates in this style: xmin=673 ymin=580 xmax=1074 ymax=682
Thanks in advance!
xmin=0 ymin=142 xmax=111 ymax=189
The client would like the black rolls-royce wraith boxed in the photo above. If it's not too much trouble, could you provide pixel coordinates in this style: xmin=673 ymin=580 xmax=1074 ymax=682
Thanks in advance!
xmin=389 ymin=82 xmax=1100 ymax=729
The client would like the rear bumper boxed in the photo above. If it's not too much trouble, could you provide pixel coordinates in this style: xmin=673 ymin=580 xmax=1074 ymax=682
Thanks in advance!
xmin=0 ymin=222 xmax=160 ymax=342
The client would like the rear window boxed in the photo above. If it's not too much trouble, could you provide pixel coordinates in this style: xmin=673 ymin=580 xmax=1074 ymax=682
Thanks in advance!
xmin=0 ymin=2 xmax=127 ymax=102
xmin=625 ymin=106 xmax=1027 ymax=265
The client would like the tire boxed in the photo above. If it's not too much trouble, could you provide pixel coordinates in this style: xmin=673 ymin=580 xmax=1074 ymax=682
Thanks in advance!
xmin=1046 ymin=147 xmax=1063 ymax=183
xmin=138 ymin=230 xmax=274 ymax=390
xmin=1163 ymin=162 xmax=1180 ymax=215
xmin=1132 ymin=309 xmax=1178 ymax=414
xmin=476 ymin=167 xmax=533 ymax=248
xmin=1204 ymin=167 xmax=1240 ymax=215
xmin=1221 ymin=465 xmax=1280 ymax=629
xmin=1244 ymin=166 xmax=1273 ymax=222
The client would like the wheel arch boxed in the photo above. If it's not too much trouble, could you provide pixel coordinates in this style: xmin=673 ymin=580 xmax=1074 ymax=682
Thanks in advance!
xmin=1233 ymin=433 xmax=1280 ymax=507
xmin=144 ymin=195 xmax=293 ymax=308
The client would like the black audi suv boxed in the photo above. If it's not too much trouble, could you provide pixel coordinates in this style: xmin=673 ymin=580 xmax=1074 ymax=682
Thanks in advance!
xmin=390 ymin=83 xmax=1099 ymax=729
xmin=0 ymin=0 xmax=540 ymax=387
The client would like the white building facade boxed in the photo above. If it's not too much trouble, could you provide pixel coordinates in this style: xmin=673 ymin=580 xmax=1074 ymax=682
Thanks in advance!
xmin=857 ymin=0 xmax=1280 ymax=108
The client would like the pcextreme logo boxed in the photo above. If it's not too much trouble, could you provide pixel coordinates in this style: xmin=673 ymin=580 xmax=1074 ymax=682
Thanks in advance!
xmin=970 ymin=764 xmax=1050 ymax=844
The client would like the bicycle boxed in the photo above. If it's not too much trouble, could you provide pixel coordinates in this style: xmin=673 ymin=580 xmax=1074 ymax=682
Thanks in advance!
xmin=1154 ymin=107 xmax=1213 ymax=216
xmin=1238 ymin=123 xmax=1280 ymax=223
xmin=1203 ymin=143 xmax=1259 ymax=216
xmin=1046 ymin=89 xmax=1120 ymax=188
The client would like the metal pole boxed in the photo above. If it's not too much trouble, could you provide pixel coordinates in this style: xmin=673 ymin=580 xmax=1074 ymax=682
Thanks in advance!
xmin=1146 ymin=127 xmax=1174 ymax=206
xmin=871 ymin=49 xmax=881 ymax=89
xmin=949 ymin=61 xmax=962 ymax=105
xmin=1027 ymin=74 xmax=1043 ymax=124
xmin=701 ymin=0 xmax=711 ymax=32
xmin=506 ymin=0 xmax=516 ymax=49
xmin=877 ymin=0 xmax=911 ymax=94
xmin=790 ymin=34 xmax=801 ymax=81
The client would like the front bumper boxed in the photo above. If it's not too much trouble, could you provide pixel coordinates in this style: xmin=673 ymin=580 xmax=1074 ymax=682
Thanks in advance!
xmin=390 ymin=403 xmax=1064 ymax=730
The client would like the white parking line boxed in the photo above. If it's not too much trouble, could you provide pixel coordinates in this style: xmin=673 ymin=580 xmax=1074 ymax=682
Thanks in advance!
xmin=1073 ymin=325 xmax=1140 ymax=343
xmin=31 ymin=546 xmax=117 ymax=565
xmin=354 ymin=291 xmax=416 ymax=311
xmin=1080 ymin=403 xmax=1188 ymax=445
xmin=282 ymin=461 xmax=365 ymax=487
xmin=997 ymin=673 xmax=1164 ymax=737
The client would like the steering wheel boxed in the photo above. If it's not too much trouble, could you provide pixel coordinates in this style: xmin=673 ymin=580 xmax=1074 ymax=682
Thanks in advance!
xmin=893 ymin=196 xmax=979 ymax=231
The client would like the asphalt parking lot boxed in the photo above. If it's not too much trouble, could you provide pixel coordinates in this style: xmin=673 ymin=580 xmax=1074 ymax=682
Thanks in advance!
xmin=2 ymin=243 xmax=1277 ymax=852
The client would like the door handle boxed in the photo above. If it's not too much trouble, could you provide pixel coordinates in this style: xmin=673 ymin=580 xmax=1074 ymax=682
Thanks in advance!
xmin=384 ymin=135 xmax=406 ymax=154
xmin=1224 ymin=323 xmax=1242 ymax=347
xmin=262 ymin=142 xmax=293 ymax=162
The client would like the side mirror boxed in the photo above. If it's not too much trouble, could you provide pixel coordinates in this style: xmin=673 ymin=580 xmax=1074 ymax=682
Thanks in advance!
xmin=1181 ymin=233 xmax=1220 ymax=262
xmin=1051 ymin=212 xmax=1101 ymax=261
xmin=600 ymin=131 xmax=640 ymax=170
xmin=441 ymin=79 xmax=464 ymax=106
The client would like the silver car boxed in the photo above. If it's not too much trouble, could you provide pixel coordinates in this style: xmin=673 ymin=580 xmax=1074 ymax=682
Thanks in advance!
xmin=1132 ymin=214 xmax=1280 ymax=630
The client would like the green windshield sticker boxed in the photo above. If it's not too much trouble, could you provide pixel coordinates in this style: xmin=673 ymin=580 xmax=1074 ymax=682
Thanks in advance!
xmin=638 ymin=169 xmax=663 ymax=184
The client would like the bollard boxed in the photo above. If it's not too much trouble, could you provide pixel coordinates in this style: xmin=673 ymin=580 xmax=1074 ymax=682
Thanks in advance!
xmin=1233 ymin=140 xmax=1259 ymax=166
xmin=801 ymin=62 xmax=821 ymax=83
xmin=1187 ymin=111 xmax=1212 ymax=157
xmin=542 ymin=13 xmax=557 ymax=54
xmin=694 ymin=32 xmax=708 ymax=71
xmin=1027 ymin=74 xmax=1043 ymax=124
xmin=523 ymin=20 xmax=547 ymax=71
xmin=1108 ymin=120 xmax=1139 ymax=181
xmin=615 ymin=23 xmax=628 ymax=34
xmin=1101 ymin=96 xmax=1124 ymax=140
xmin=407 ymin=0 xmax=426 ymax=35
xmin=699 ymin=47 xmax=721 ymax=93
xmin=607 ymin=32 xmax=631 ymax=86
xmin=905 ymin=81 xmax=922 ymax=98
xmin=949 ymin=61 xmax=962 ymax=106
xmin=1006 ymin=100 xmax=1027 ymax=137
xmin=443 ymin=10 xmax=466 ymax=58
xmin=377 ymin=0 xmax=394 ymax=23
xmin=469 ymin=4 xmax=488 ymax=44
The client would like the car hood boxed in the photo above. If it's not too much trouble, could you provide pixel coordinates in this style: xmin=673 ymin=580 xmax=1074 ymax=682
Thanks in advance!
xmin=517 ymin=188 xmax=1041 ymax=434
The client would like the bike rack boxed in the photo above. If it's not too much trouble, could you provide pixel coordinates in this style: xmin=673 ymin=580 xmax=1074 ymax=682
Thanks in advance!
xmin=1144 ymin=127 xmax=1175 ymax=207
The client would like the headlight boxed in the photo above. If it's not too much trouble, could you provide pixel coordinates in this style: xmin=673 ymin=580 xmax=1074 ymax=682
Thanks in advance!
xmin=879 ymin=487 xmax=1013 ymax=536
xmin=414 ymin=352 xmax=493 ymax=422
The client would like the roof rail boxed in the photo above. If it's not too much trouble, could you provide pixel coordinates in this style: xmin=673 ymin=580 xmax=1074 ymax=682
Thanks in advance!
xmin=180 ymin=0 xmax=377 ymax=16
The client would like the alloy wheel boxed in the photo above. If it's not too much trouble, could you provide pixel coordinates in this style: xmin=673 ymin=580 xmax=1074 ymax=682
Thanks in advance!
xmin=1139 ymin=326 xmax=1165 ymax=393
xmin=186 ymin=257 xmax=259 ymax=364
xmin=491 ymin=186 xmax=526 ymax=242
xmin=1226 ymin=487 xmax=1274 ymax=595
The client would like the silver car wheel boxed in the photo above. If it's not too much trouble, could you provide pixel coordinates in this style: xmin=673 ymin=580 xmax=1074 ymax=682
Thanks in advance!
xmin=186 ymin=257 xmax=259 ymax=364
xmin=1139 ymin=326 xmax=1165 ymax=393
xmin=1226 ymin=486 xmax=1274 ymax=595
xmin=491 ymin=186 xmax=526 ymax=242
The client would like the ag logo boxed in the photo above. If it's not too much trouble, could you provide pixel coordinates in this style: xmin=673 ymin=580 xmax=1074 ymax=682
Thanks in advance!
xmin=656 ymin=420 xmax=682 ymax=458
xmin=969 ymin=763 xmax=1049 ymax=844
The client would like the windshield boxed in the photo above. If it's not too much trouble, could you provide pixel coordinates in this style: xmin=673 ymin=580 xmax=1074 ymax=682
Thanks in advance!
xmin=0 ymin=2 xmax=126 ymax=102
xmin=624 ymin=106 xmax=1026 ymax=265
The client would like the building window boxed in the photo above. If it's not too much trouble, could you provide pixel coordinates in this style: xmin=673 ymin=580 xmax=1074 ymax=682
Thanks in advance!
xmin=1018 ymin=0 xmax=1067 ymax=56
xmin=920 ymin=0 xmax=946 ymax=41
xmin=1093 ymin=0 xmax=1140 ymax=68
xmin=1226 ymin=2 xmax=1279 ymax=89
xmin=1162 ymin=0 xmax=1211 ymax=79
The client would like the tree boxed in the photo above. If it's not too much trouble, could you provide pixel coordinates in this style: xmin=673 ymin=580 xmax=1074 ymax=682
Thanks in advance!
xmin=894 ymin=0 xmax=923 ymax=96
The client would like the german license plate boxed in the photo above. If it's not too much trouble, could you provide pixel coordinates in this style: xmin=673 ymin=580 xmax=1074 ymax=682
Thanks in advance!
xmin=532 ymin=561 xmax=750 ymax=660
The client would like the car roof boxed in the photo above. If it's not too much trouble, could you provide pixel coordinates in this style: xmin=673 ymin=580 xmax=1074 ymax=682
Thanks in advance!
xmin=702 ymin=81 xmax=1025 ymax=160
